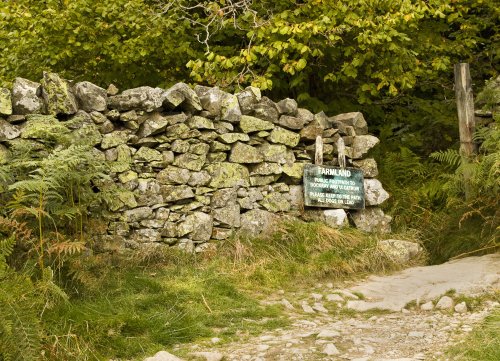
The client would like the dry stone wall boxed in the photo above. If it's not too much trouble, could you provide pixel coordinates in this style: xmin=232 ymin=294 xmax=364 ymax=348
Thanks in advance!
xmin=0 ymin=72 xmax=392 ymax=253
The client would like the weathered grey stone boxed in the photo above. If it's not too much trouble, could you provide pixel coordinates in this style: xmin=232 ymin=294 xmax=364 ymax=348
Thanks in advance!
xmin=261 ymin=193 xmax=290 ymax=212
xmin=110 ymin=144 xmax=132 ymax=172
xmin=289 ymin=185 xmax=304 ymax=210
xmin=213 ymin=121 xmax=233 ymax=134
xmin=240 ymin=209 xmax=278 ymax=237
xmin=163 ymin=82 xmax=202 ymax=111
xmin=178 ymin=212 xmax=213 ymax=242
xmin=206 ymin=163 xmax=250 ymax=188
xmin=213 ymin=204 xmax=241 ymax=228
xmin=189 ymin=143 xmax=210 ymax=156
xmin=20 ymin=115 xmax=67 ymax=140
xmin=229 ymin=142 xmax=264 ymax=163
xmin=210 ymin=141 xmax=231 ymax=152
xmin=353 ymin=158 xmax=379 ymax=178
xmin=106 ymin=84 xmax=119 ymax=96
xmin=162 ymin=151 xmax=175 ymax=165
xmin=177 ymin=239 xmax=195 ymax=252
xmin=268 ymin=126 xmax=300 ymax=147
xmin=420 ymin=301 xmax=434 ymax=311
xmin=283 ymin=162 xmax=305 ymax=179
xmin=188 ymin=171 xmax=211 ymax=186
xmin=379 ymin=239 xmax=423 ymax=264
xmin=166 ymin=123 xmax=190 ymax=139
xmin=348 ymin=135 xmax=379 ymax=159
xmin=250 ymin=162 xmax=282 ymax=175
xmin=260 ymin=143 xmax=295 ymax=164
xmin=276 ymin=98 xmax=298 ymax=116
xmin=187 ymin=116 xmax=215 ymax=130
xmin=207 ymin=152 xmax=227 ymax=163
xmin=195 ymin=85 xmax=222 ymax=116
xmin=135 ymin=179 xmax=163 ymax=207
xmin=218 ymin=132 xmax=250 ymax=144
xmin=454 ymin=301 xmax=468 ymax=314
xmin=0 ymin=144 xmax=9 ymax=164
xmin=212 ymin=188 xmax=238 ymax=208
xmin=0 ymin=88 xmax=12 ymax=115
xmin=99 ymin=120 xmax=115 ymax=134
xmin=300 ymin=119 xmax=326 ymax=140
xmin=101 ymin=131 xmax=129 ymax=149
xmin=123 ymin=207 xmax=153 ymax=222
xmin=236 ymin=86 xmax=261 ymax=115
xmin=6 ymin=115 xmax=25 ymax=124
xmin=140 ymin=219 xmax=166 ymax=228
xmin=12 ymin=77 xmax=44 ymax=114
xmin=276 ymin=115 xmax=307 ymax=130
xmin=173 ymin=153 xmax=206 ymax=171
xmin=351 ymin=207 xmax=392 ymax=233
xmin=171 ymin=139 xmax=190 ymax=153
xmin=323 ymin=209 xmax=349 ymax=228
xmin=155 ymin=207 xmax=171 ymax=221
xmin=157 ymin=166 xmax=191 ymax=184
xmin=143 ymin=350 xmax=184 ymax=361
xmin=133 ymin=147 xmax=163 ymax=162
xmin=330 ymin=111 xmax=368 ymax=135
xmin=118 ymin=170 xmax=138 ymax=184
xmin=108 ymin=86 xmax=164 ymax=112
xmin=221 ymin=93 xmax=242 ymax=123
xmin=72 ymin=123 xmax=102 ymax=146
xmin=239 ymin=115 xmax=274 ymax=133
xmin=41 ymin=72 xmax=78 ymax=115
xmin=252 ymin=96 xmax=279 ymax=122
xmin=130 ymin=229 xmax=162 ymax=243
xmin=364 ymin=179 xmax=390 ymax=206
xmin=74 ymin=81 xmax=107 ymax=112
xmin=435 ymin=296 xmax=454 ymax=310
xmin=137 ymin=112 xmax=171 ymax=138
xmin=90 ymin=111 xmax=107 ymax=124
xmin=161 ymin=185 xmax=195 ymax=202
xmin=0 ymin=119 xmax=20 ymax=141
xmin=250 ymin=175 xmax=279 ymax=186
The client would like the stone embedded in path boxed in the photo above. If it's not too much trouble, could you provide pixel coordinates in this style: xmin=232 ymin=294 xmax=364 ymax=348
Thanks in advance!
xmin=326 ymin=294 xmax=344 ymax=302
xmin=420 ymin=301 xmax=434 ymax=311
xmin=317 ymin=330 xmax=341 ymax=339
xmin=435 ymin=296 xmax=454 ymax=310
xmin=190 ymin=351 xmax=224 ymax=361
xmin=282 ymin=298 xmax=295 ymax=310
xmin=301 ymin=301 xmax=315 ymax=313
xmin=313 ymin=302 xmax=329 ymax=313
xmin=454 ymin=301 xmax=468 ymax=314
xmin=143 ymin=350 xmax=184 ymax=361
xmin=322 ymin=343 xmax=340 ymax=356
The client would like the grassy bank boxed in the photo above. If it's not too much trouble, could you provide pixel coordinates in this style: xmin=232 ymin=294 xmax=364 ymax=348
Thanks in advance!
xmin=447 ymin=307 xmax=500 ymax=360
xmin=28 ymin=221 xmax=408 ymax=360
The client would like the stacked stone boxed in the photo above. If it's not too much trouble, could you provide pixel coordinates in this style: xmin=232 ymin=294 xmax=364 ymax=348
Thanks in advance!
xmin=0 ymin=72 xmax=391 ymax=253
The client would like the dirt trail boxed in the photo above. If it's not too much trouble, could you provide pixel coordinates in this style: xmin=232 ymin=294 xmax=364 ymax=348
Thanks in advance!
xmin=169 ymin=254 xmax=500 ymax=361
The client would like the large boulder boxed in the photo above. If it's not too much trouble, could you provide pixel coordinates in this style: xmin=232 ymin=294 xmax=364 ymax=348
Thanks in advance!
xmin=0 ymin=88 xmax=12 ymax=115
xmin=41 ymin=72 xmax=78 ymax=115
xmin=351 ymin=207 xmax=392 ymax=233
xmin=364 ymin=179 xmax=390 ymax=206
xmin=74 ymin=81 xmax=107 ymax=112
xmin=108 ymin=86 xmax=165 ymax=112
xmin=12 ymin=77 xmax=44 ymax=114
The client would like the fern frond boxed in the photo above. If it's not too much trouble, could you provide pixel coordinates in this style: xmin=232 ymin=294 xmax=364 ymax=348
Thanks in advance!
xmin=430 ymin=148 xmax=461 ymax=168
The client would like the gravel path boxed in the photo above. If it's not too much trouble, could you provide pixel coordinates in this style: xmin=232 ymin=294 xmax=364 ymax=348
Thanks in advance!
xmin=154 ymin=254 xmax=500 ymax=361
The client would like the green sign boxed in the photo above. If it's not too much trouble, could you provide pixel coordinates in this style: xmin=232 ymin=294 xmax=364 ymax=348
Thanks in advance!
xmin=303 ymin=164 xmax=365 ymax=209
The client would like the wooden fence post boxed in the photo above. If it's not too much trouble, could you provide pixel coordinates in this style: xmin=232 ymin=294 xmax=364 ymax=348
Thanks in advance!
xmin=315 ymin=135 xmax=323 ymax=165
xmin=454 ymin=63 xmax=477 ymax=200
xmin=454 ymin=63 xmax=477 ymax=157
